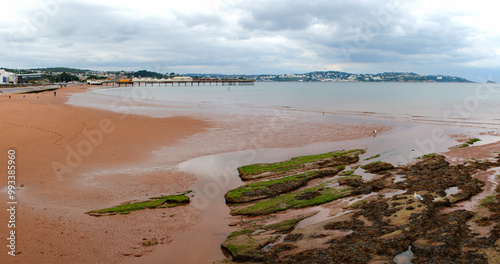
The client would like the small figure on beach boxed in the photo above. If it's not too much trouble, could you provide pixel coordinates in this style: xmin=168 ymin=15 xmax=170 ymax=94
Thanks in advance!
xmin=9 ymin=95 xmax=11 ymax=99
xmin=54 ymin=91 xmax=57 ymax=96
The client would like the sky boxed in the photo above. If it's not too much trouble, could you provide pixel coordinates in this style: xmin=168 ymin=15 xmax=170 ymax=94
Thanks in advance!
xmin=1 ymin=0 xmax=500 ymax=82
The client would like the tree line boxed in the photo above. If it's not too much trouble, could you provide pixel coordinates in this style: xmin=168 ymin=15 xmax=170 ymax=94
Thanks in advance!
xmin=44 ymin=72 xmax=80 ymax=83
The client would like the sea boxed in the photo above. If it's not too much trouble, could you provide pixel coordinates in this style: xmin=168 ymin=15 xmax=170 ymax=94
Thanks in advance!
xmin=82 ymin=81 xmax=500 ymax=127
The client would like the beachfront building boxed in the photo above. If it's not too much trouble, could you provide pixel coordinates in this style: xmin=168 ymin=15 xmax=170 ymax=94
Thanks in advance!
xmin=134 ymin=76 xmax=194 ymax=82
xmin=172 ymin=76 xmax=193 ymax=82
xmin=0 ymin=69 xmax=17 ymax=84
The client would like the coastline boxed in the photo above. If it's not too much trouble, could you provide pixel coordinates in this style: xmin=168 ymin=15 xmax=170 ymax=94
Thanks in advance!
xmin=1 ymin=84 xmax=499 ymax=263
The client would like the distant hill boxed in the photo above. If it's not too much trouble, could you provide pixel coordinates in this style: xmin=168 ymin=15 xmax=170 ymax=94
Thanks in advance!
xmin=303 ymin=71 xmax=472 ymax=83
xmin=186 ymin=71 xmax=473 ymax=83
xmin=125 ymin=70 xmax=165 ymax=79
xmin=0 ymin=67 xmax=474 ymax=83
xmin=30 ymin=67 xmax=90 ymax=74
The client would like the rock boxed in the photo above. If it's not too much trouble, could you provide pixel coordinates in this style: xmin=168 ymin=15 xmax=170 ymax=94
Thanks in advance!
xmin=362 ymin=162 xmax=395 ymax=174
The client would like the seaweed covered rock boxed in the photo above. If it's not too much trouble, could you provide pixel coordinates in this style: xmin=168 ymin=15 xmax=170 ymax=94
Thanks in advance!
xmin=222 ymin=151 xmax=500 ymax=263
xmin=225 ymin=169 xmax=344 ymax=203
xmin=351 ymin=175 xmax=393 ymax=195
xmin=410 ymin=210 xmax=480 ymax=263
xmin=237 ymin=149 xmax=365 ymax=181
xmin=267 ymin=246 xmax=373 ymax=264
xmin=221 ymin=217 xmax=305 ymax=261
xmin=361 ymin=161 xmax=395 ymax=174
xmin=395 ymin=154 xmax=493 ymax=202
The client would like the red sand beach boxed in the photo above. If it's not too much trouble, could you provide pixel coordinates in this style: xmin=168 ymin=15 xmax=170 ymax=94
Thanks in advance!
xmin=0 ymin=85 xmax=392 ymax=263
xmin=0 ymin=86 xmax=212 ymax=263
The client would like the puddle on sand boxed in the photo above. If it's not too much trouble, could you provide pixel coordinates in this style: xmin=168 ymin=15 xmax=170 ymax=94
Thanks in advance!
xmin=332 ymin=210 xmax=354 ymax=218
xmin=354 ymin=168 xmax=380 ymax=181
xmin=296 ymin=207 xmax=332 ymax=229
xmin=445 ymin=186 xmax=461 ymax=196
xmin=347 ymin=192 xmax=378 ymax=207
xmin=385 ymin=190 xmax=407 ymax=198
xmin=393 ymin=246 xmax=414 ymax=264
xmin=325 ymin=182 xmax=340 ymax=188
xmin=252 ymin=229 xmax=266 ymax=235
xmin=262 ymin=234 xmax=287 ymax=252
xmin=443 ymin=168 xmax=499 ymax=214
xmin=431 ymin=186 xmax=460 ymax=202
xmin=296 ymin=206 xmax=354 ymax=229
xmin=394 ymin=174 xmax=407 ymax=183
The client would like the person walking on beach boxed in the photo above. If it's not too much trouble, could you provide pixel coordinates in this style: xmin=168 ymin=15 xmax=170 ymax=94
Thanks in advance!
xmin=54 ymin=91 xmax=56 ymax=96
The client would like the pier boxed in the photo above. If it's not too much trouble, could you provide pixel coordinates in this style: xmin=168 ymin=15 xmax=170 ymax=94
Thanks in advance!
xmin=101 ymin=79 xmax=254 ymax=87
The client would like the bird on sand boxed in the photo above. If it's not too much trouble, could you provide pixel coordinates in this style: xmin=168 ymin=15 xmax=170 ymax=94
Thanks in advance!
xmin=414 ymin=192 xmax=423 ymax=201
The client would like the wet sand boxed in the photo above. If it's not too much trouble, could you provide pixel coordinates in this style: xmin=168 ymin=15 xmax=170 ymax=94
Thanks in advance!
xmin=0 ymin=85 xmax=394 ymax=264
xmin=0 ymin=86 xmax=210 ymax=263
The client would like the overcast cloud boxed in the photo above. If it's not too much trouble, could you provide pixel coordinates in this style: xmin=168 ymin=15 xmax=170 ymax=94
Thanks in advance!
xmin=1 ymin=0 xmax=500 ymax=81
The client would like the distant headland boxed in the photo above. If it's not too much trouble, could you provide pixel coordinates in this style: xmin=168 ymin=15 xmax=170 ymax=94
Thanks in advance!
xmin=189 ymin=71 xmax=473 ymax=83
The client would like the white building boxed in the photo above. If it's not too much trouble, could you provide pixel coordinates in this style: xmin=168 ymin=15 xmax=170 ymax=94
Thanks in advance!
xmin=172 ymin=76 xmax=193 ymax=82
xmin=0 ymin=69 xmax=17 ymax=84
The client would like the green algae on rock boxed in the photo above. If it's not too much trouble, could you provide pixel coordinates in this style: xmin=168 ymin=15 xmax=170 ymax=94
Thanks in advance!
xmin=237 ymin=149 xmax=365 ymax=181
xmin=232 ymin=182 xmax=353 ymax=215
xmin=221 ymin=216 xmax=307 ymax=262
xmin=225 ymin=168 xmax=345 ymax=203
xmin=87 ymin=192 xmax=190 ymax=216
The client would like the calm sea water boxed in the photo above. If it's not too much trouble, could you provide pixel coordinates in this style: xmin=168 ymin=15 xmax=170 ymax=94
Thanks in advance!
xmin=92 ymin=82 xmax=500 ymax=125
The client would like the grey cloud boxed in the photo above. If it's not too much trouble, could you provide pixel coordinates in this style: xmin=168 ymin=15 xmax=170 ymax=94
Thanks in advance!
xmin=1 ymin=0 xmax=499 ymax=81
xmin=228 ymin=1 xmax=486 ymax=67
xmin=174 ymin=12 xmax=222 ymax=27
xmin=35 ymin=2 xmax=144 ymax=42
xmin=235 ymin=0 xmax=403 ymax=34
